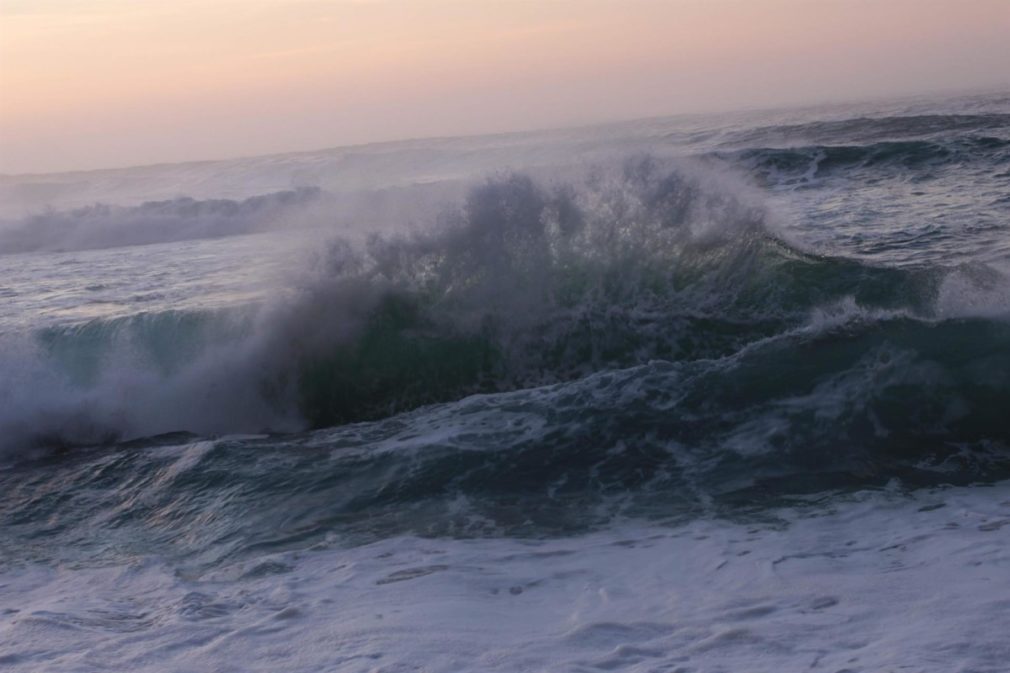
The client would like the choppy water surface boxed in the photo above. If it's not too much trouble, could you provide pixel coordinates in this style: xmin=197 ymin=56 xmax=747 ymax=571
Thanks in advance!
xmin=2 ymin=93 xmax=1009 ymax=672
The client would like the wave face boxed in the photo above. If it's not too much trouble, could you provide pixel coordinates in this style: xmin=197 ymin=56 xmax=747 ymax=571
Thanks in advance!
xmin=6 ymin=311 xmax=1010 ymax=561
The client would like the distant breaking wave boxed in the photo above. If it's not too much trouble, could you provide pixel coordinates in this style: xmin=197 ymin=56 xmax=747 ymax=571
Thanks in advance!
xmin=0 ymin=187 xmax=323 ymax=254
xmin=722 ymin=112 xmax=1010 ymax=146
xmin=718 ymin=136 xmax=1010 ymax=187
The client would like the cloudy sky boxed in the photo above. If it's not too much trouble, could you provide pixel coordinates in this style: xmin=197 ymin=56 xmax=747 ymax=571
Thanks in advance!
xmin=1 ymin=0 xmax=1008 ymax=173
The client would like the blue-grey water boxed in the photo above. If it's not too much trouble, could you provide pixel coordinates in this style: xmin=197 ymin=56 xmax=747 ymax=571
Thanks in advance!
xmin=2 ymin=92 xmax=1010 ymax=672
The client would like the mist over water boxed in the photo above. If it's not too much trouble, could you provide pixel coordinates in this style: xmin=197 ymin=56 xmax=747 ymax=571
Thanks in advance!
xmin=2 ymin=93 xmax=1010 ymax=672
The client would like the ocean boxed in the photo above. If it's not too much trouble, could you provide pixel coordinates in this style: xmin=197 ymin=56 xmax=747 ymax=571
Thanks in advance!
xmin=2 ymin=92 xmax=1009 ymax=672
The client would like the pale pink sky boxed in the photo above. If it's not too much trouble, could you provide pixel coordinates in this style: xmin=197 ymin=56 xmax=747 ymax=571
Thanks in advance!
xmin=1 ymin=0 xmax=1008 ymax=174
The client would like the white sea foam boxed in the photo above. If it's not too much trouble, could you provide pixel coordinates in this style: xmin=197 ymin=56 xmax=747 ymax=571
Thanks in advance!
xmin=3 ymin=482 xmax=1009 ymax=672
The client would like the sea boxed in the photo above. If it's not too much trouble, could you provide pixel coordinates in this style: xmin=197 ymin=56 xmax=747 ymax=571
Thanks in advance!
xmin=1 ymin=91 xmax=1009 ymax=672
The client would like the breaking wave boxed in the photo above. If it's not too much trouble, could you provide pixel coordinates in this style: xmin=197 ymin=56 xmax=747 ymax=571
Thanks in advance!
xmin=1 ymin=157 xmax=1009 ymax=493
